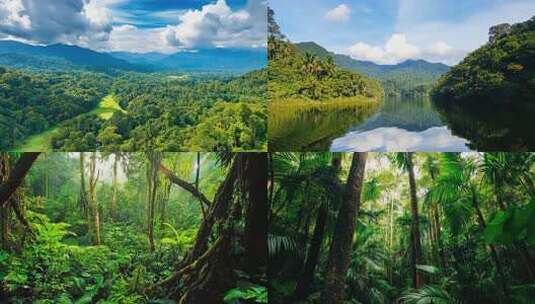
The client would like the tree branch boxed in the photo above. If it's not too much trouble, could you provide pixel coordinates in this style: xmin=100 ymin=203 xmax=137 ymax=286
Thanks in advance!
xmin=0 ymin=153 xmax=40 ymax=207
xmin=158 ymin=163 xmax=211 ymax=210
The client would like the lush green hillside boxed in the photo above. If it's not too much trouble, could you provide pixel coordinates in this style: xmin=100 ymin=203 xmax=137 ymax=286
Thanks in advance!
xmin=295 ymin=42 xmax=449 ymax=96
xmin=432 ymin=16 xmax=535 ymax=104
xmin=49 ymin=70 xmax=267 ymax=151
xmin=0 ymin=68 xmax=112 ymax=150
xmin=268 ymin=38 xmax=383 ymax=101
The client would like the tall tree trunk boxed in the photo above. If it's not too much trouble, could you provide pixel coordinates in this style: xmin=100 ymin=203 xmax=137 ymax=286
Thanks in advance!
xmin=293 ymin=202 xmax=328 ymax=300
xmin=88 ymin=152 xmax=101 ymax=245
xmin=293 ymin=154 xmax=341 ymax=300
xmin=0 ymin=153 xmax=40 ymax=207
xmin=148 ymin=155 xmax=241 ymax=296
xmin=79 ymin=153 xmax=89 ymax=219
xmin=321 ymin=152 xmax=367 ymax=304
xmin=147 ymin=153 xmax=160 ymax=252
xmin=0 ymin=154 xmax=10 ymax=249
xmin=111 ymin=153 xmax=118 ymax=220
xmin=0 ymin=153 xmax=39 ymax=250
xmin=243 ymin=153 xmax=268 ymax=273
xmin=159 ymin=178 xmax=171 ymax=230
xmin=407 ymin=152 xmax=424 ymax=288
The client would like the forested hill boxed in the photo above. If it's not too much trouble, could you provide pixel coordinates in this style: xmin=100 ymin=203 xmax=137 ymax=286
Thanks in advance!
xmin=0 ymin=41 xmax=145 ymax=73
xmin=432 ymin=16 xmax=535 ymax=103
xmin=268 ymin=38 xmax=383 ymax=101
xmin=110 ymin=48 xmax=267 ymax=73
xmin=296 ymin=41 xmax=450 ymax=96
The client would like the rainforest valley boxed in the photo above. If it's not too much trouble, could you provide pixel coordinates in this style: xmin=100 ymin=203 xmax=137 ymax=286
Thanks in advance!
xmin=0 ymin=152 xmax=268 ymax=303
xmin=0 ymin=42 xmax=267 ymax=152
xmin=269 ymin=152 xmax=535 ymax=303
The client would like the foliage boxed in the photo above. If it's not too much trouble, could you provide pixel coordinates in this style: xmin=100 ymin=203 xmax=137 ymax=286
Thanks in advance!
xmin=224 ymin=285 xmax=268 ymax=304
xmin=432 ymin=16 xmax=535 ymax=104
xmin=400 ymin=285 xmax=460 ymax=304
xmin=1 ymin=64 xmax=267 ymax=151
xmin=268 ymin=38 xmax=383 ymax=102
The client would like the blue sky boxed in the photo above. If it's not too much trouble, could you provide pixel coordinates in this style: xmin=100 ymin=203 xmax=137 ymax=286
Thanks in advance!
xmin=270 ymin=0 xmax=535 ymax=65
xmin=0 ymin=0 xmax=266 ymax=53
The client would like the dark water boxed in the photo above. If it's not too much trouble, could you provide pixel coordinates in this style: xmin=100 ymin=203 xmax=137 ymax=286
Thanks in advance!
xmin=432 ymin=99 xmax=535 ymax=151
xmin=269 ymin=96 xmax=472 ymax=151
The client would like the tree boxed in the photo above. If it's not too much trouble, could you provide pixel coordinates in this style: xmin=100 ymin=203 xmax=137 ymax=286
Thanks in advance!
xmin=146 ymin=152 xmax=161 ymax=252
xmin=242 ymin=153 xmax=268 ymax=273
xmin=293 ymin=154 xmax=341 ymax=301
xmin=88 ymin=152 xmax=101 ymax=245
xmin=0 ymin=153 xmax=40 ymax=207
xmin=321 ymin=153 xmax=368 ymax=303
xmin=429 ymin=153 xmax=509 ymax=298
xmin=79 ymin=152 xmax=89 ymax=220
xmin=394 ymin=152 xmax=424 ymax=288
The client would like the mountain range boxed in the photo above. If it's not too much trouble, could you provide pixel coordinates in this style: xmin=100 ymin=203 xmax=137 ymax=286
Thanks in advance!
xmin=296 ymin=42 xmax=450 ymax=87
xmin=0 ymin=40 xmax=267 ymax=74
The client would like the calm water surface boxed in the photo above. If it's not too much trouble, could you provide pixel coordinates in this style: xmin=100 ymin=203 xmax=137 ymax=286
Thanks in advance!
xmin=269 ymin=96 xmax=472 ymax=151
xmin=330 ymin=96 xmax=471 ymax=151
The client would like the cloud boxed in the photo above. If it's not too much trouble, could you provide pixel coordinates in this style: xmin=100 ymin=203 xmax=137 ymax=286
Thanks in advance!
xmin=347 ymin=33 xmax=460 ymax=64
xmin=394 ymin=0 xmax=535 ymax=63
xmin=0 ymin=0 xmax=113 ymax=46
xmin=164 ymin=0 xmax=266 ymax=48
xmin=103 ymin=24 xmax=179 ymax=53
xmin=324 ymin=4 xmax=351 ymax=22
xmin=331 ymin=127 xmax=470 ymax=152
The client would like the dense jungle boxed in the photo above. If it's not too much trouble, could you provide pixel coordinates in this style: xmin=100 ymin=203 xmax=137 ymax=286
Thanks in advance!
xmin=0 ymin=152 xmax=268 ymax=303
xmin=269 ymin=152 xmax=535 ymax=303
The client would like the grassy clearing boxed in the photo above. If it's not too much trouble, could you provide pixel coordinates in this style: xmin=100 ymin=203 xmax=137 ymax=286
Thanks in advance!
xmin=12 ymin=126 xmax=59 ymax=152
xmin=89 ymin=94 xmax=126 ymax=120
xmin=12 ymin=94 xmax=125 ymax=151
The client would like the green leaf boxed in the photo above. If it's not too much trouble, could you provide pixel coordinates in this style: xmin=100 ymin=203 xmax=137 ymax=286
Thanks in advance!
xmin=416 ymin=264 xmax=441 ymax=274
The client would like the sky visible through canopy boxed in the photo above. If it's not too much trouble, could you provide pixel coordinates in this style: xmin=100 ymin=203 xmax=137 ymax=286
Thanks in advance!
xmin=270 ymin=0 xmax=535 ymax=65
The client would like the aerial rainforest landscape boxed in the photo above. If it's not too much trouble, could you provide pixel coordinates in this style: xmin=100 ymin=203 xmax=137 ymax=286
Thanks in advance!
xmin=0 ymin=152 xmax=268 ymax=303
xmin=269 ymin=152 xmax=535 ymax=303
xmin=268 ymin=1 xmax=535 ymax=152
xmin=0 ymin=0 xmax=267 ymax=152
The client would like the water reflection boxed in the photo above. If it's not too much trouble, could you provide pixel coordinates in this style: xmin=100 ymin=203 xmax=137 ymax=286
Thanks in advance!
xmin=433 ymin=100 xmax=535 ymax=151
xmin=331 ymin=126 xmax=470 ymax=152
xmin=268 ymin=101 xmax=380 ymax=151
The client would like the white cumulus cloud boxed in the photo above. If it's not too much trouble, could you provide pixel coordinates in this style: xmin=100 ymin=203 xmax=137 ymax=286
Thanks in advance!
xmin=347 ymin=33 xmax=459 ymax=65
xmin=324 ymin=4 xmax=351 ymax=22
xmin=164 ymin=0 xmax=266 ymax=48
xmin=0 ymin=0 xmax=113 ymax=46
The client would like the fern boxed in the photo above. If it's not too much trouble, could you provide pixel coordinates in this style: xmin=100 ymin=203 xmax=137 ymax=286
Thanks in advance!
xmin=268 ymin=235 xmax=299 ymax=258
xmin=400 ymin=285 xmax=460 ymax=304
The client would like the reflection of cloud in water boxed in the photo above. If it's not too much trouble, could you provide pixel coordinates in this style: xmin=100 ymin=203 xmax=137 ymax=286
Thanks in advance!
xmin=330 ymin=127 xmax=471 ymax=152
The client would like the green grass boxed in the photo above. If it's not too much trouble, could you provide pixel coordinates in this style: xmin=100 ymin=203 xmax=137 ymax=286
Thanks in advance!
xmin=89 ymin=94 xmax=126 ymax=120
xmin=12 ymin=126 xmax=59 ymax=152
xmin=12 ymin=94 xmax=125 ymax=151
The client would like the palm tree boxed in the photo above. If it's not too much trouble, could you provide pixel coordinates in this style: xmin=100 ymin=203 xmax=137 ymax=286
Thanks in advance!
xmin=428 ymin=153 xmax=509 ymax=298
xmin=322 ymin=153 xmax=368 ymax=304
xmin=392 ymin=152 xmax=424 ymax=288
